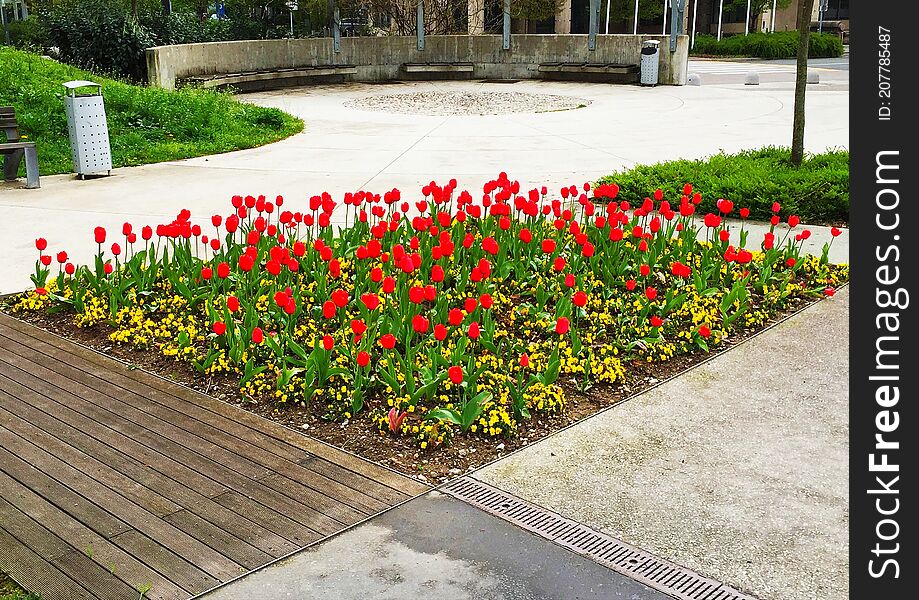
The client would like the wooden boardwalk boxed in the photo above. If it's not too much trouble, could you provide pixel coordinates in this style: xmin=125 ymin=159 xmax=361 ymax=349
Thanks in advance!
xmin=0 ymin=313 xmax=428 ymax=600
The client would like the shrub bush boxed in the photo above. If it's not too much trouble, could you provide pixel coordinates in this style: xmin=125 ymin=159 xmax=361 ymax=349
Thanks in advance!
xmin=691 ymin=31 xmax=843 ymax=59
xmin=597 ymin=147 xmax=849 ymax=225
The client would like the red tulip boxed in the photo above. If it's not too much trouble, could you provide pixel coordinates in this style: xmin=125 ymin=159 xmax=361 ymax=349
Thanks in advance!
xmin=699 ymin=325 xmax=711 ymax=338
xmin=479 ymin=293 xmax=493 ymax=309
xmin=716 ymin=198 xmax=733 ymax=214
xmin=434 ymin=323 xmax=448 ymax=341
xmin=573 ymin=291 xmax=587 ymax=307
xmin=553 ymin=256 xmax=566 ymax=272
xmin=788 ymin=215 xmax=800 ymax=228
xmin=212 ymin=321 xmax=227 ymax=335
xmin=448 ymin=365 xmax=463 ymax=384
xmin=825 ymin=287 xmax=836 ymax=297
xmin=719 ymin=229 xmax=730 ymax=242
xmin=464 ymin=297 xmax=477 ymax=313
xmin=64 ymin=263 xmax=75 ymax=275
xmin=739 ymin=207 xmax=750 ymax=219
xmin=351 ymin=319 xmax=367 ymax=336
xmin=626 ymin=279 xmax=636 ymax=291
xmin=239 ymin=255 xmax=254 ymax=272
xmin=703 ymin=213 xmax=721 ymax=228
xmin=412 ymin=314 xmax=430 ymax=334
xmin=382 ymin=276 xmax=396 ymax=294
xmin=94 ymin=227 xmax=106 ymax=244
xmin=645 ymin=287 xmax=657 ymax=301
xmin=564 ymin=273 xmax=576 ymax=288
xmin=380 ymin=334 xmax=396 ymax=349
xmin=555 ymin=317 xmax=570 ymax=335
xmin=217 ymin=262 xmax=230 ymax=278
xmin=519 ymin=353 xmax=530 ymax=368
xmin=831 ymin=227 xmax=842 ymax=237
xmin=322 ymin=301 xmax=336 ymax=319
xmin=541 ymin=239 xmax=556 ymax=254
xmin=56 ymin=251 xmax=68 ymax=264
xmin=448 ymin=308 xmax=464 ymax=326
xmin=322 ymin=335 xmax=334 ymax=351
xmin=639 ymin=264 xmax=650 ymax=277
xmin=468 ymin=322 xmax=481 ymax=339
xmin=250 ymin=327 xmax=264 ymax=344
xmin=357 ymin=351 xmax=370 ymax=367
xmin=772 ymin=202 xmax=781 ymax=213
xmin=35 ymin=238 xmax=47 ymax=251
xmin=361 ymin=293 xmax=380 ymax=311
xmin=650 ymin=315 xmax=663 ymax=327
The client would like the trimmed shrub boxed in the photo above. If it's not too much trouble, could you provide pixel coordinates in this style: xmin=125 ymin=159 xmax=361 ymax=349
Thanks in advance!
xmin=691 ymin=31 xmax=843 ymax=59
xmin=597 ymin=147 xmax=849 ymax=225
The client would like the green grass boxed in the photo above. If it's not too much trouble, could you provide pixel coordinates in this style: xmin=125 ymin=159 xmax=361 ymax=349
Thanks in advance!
xmin=691 ymin=31 xmax=844 ymax=59
xmin=1 ymin=572 xmax=38 ymax=600
xmin=597 ymin=147 xmax=849 ymax=225
xmin=1 ymin=47 xmax=304 ymax=176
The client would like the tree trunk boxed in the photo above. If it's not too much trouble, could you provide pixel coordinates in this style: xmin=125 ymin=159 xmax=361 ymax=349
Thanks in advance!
xmin=791 ymin=0 xmax=816 ymax=166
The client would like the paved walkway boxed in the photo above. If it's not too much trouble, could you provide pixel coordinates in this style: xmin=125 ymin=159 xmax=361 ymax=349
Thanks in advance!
xmin=475 ymin=287 xmax=850 ymax=600
xmin=1 ymin=77 xmax=848 ymax=293
xmin=0 ymin=313 xmax=427 ymax=600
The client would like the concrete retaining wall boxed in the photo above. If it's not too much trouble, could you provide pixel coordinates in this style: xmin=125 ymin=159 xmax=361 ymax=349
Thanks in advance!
xmin=146 ymin=34 xmax=689 ymax=89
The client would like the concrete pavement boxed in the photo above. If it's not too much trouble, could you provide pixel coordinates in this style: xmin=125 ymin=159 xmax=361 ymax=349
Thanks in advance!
xmin=1 ymin=77 xmax=847 ymax=293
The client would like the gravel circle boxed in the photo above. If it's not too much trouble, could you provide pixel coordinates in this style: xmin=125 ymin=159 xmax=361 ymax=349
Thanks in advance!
xmin=345 ymin=91 xmax=591 ymax=116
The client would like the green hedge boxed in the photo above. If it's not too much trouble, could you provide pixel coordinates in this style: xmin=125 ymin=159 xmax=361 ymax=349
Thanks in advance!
xmin=692 ymin=31 xmax=844 ymax=59
xmin=597 ymin=147 xmax=849 ymax=225
xmin=0 ymin=47 xmax=304 ymax=176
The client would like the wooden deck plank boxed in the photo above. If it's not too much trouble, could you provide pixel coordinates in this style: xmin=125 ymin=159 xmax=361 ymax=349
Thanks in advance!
xmin=0 ymin=312 xmax=429 ymax=600
xmin=0 ymin=387 xmax=298 ymax=558
xmin=0 ymin=498 xmax=139 ymax=600
xmin=0 ymin=470 xmax=188 ymax=600
xmin=0 ymin=424 xmax=239 ymax=584
xmin=0 ymin=328 xmax=412 ymax=508
xmin=0 ymin=527 xmax=98 ymax=600
xmin=0 ymin=314 xmax=428 ymax=498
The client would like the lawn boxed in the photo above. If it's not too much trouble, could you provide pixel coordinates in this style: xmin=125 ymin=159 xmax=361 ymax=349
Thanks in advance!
xmin=0 ymin=47 xmax=303 ymax=176
xmin=597 ymin=147 xmax=849 ymax=225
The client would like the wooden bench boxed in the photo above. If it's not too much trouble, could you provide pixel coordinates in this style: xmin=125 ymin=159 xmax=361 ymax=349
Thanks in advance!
xmin=180 ymin=65 xmax=358 ymax=90
xmin=1 ymin=107 xmax=40 ymax=189
xmin=401 ymin=62 xmax=475 ymax=79
xmin=538 ymin=62 xmax=639 ymax=84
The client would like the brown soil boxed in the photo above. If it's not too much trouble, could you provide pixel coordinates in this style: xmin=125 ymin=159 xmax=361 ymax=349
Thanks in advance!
xmin=6 ymin=294 xmax=817 ymax=485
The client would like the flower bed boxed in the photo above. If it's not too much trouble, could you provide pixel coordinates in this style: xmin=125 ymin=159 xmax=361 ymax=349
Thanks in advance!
xmin=8 ymin=175 xmax=847 ymax=479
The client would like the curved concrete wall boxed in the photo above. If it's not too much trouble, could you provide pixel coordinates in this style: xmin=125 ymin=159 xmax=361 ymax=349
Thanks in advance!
xmin=146 ymin=34 xmax=689 ymax=89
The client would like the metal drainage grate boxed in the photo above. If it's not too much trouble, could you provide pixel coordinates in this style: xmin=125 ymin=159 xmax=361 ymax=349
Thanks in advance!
xmin=442 ymin=477 xmax=758 ymax=600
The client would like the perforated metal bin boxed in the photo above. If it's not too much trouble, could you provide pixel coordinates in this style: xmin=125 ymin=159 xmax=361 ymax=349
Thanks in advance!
xmin=63 ymin=81 xmax=112 ymax=178
xmin=640 ymin=40 xmax=660 ymax=87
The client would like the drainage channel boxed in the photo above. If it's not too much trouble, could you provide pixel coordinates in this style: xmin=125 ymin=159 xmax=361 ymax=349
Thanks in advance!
xmin=442 ymin=477 xmax=759 ymax=600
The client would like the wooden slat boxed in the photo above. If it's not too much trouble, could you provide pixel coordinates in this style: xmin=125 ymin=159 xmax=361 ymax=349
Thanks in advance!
xmin=0 ymin=332 xmax=391 ymax=514
xmin=0 ymin=526 xmax=97 ymax=600
xmin=0 ymin=385 xmax=297 ymax=558
xmin=0 ymin=498 xmax=138 ymax=600
xmin=0 ymin=424 xmax=238 ymax=585
xmin=0 ymin=470 xmax=188 ymax=600
xmin=0 ymin=314 xmax=428 ymax=497
xmin=0 ymin=312 xmax=430 ymax=600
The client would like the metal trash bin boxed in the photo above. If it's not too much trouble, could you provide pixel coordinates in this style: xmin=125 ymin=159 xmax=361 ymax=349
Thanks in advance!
xmin=640 ymin=40 xmax=660 ymax=86
xmin=63 ymin=80 xmax=112 ymax=178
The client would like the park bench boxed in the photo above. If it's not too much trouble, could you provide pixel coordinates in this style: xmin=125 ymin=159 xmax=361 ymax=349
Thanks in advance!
xmin=401 ymin=62 xmax=475 ymax=79
xmin=1 ymin=106 xmax=40 ymax=189
xmin=179 ymin=65 xmax=358 ymax=90
xmin=538 ymin=62 xmax=639 ymax=84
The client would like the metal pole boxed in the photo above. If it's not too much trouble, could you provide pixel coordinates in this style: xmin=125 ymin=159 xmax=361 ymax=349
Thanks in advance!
xmin=502 ymin=0 xmax=510 ymax=50
xmin=633 ymin=0 xmax=639 ymax=34
xmin=691 ymin=0 xmax=698 ymax=48
xmin=333 ymin=6 xmax=341 ymax=52
xmin=818 ymin=0 xmax=825 ymax=33
xmin=417 ymin=2 xmax=424 ymax=51
xmin=589 ymin=0 xmax=599 ymax=50
xmin=1 ymin=0 xmax=8 ymax=47
xmin=744 ymin=0 xmax=751 ymax=34
xmin=662 ymin=0 xmax=667 ymax=35
xmin=289 ymin=10 xmax=294 ymax=37
xmin=770 ymin=0 xmax=776 ymax=32
xmin=605 ymin=0 xmax=611 ymax=34
xmin=670 ymin=0 xmax=683 ymax=51
xmin=717 ymin=0 xmax=724 ymax=40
